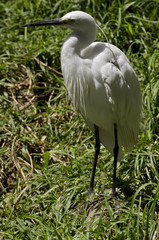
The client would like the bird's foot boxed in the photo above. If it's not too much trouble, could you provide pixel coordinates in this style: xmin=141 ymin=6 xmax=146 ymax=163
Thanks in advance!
xmin=88 ymin=188 xmax=94 ymax=196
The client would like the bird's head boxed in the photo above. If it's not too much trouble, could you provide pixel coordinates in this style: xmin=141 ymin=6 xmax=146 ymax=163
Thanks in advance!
xmin=21 ymin=11 xmax=97 ymax=35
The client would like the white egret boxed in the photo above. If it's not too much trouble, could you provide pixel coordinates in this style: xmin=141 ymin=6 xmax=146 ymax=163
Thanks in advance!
xmin=22 ymin=11 xmax=141 ymax=196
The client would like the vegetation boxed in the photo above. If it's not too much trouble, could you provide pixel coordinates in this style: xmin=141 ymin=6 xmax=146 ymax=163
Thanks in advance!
xmin=0 ymin=0 xmax=159 ymax=239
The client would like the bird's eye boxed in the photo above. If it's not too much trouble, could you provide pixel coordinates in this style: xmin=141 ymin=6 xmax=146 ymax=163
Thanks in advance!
xmin=62 ymin=18 xmax=75 ymax=25
xmin=69 ymin=19 xmax=76 ymax=24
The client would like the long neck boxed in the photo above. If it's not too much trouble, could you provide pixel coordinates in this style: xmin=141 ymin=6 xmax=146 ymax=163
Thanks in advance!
xmin=61 ymin=28 xmax=96 ymax=58
xmin=60 ymin=29 xmax=97 ymax=115
xmin=61 ymin=32 xmax=93 ymax=88
xmin=61 ymin=33 xmax=80 ymax=62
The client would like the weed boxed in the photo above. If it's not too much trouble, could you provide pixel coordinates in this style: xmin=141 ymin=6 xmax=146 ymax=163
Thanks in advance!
xmin=0 ymin=0 xmax=159 ymax=239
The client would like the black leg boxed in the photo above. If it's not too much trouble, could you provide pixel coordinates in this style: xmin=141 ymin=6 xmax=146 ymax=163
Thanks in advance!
xmin=111 ymin=123 xmax=119 ymax=196
xmin=88 ymin=125 xmax=100 ymax=195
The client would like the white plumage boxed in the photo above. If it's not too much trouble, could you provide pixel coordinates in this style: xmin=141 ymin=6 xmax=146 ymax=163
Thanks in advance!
xmin=61 ymin=11 xmax=141 ymax=160
xmin=22 ymin=11 xmax=141 ymax=195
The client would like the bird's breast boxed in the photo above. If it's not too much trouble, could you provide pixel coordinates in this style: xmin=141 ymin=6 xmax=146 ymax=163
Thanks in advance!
xmin=62 ymin=58 xmax=114 ymax=132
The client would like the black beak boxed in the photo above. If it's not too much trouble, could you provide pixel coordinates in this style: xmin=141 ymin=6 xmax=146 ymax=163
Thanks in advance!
xmin=21 ymin=18 xmax=63 ymax=27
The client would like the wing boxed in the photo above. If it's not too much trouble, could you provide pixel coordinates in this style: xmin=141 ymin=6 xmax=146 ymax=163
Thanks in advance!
xmin=100 ymin=44 xmax=141 ymax=150
xmin=64 ymin=41 xmax=141 ymax=157
xmin=84 ymin=43 xmax=141 ymax=156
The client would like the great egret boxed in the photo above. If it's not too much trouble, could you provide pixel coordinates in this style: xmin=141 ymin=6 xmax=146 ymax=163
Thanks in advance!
xmin=22 ymin=11 xmax=141 ymax=196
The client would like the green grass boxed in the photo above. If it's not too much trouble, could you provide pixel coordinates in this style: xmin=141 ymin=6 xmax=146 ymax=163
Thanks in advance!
xmin=0 ymin=0 xmax=159 ymax=239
